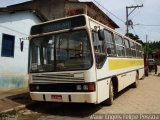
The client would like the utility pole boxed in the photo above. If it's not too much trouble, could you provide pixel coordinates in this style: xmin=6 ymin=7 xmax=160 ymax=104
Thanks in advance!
xmin=126 ymin=5 xmax=143 ymax=35
xmin=146 ymin=34 xmax=148 ymax=59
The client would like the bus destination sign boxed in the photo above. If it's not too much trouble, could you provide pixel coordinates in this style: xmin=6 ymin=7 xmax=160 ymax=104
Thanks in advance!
xmin=31 ymin=16 xmax=86 ymax=35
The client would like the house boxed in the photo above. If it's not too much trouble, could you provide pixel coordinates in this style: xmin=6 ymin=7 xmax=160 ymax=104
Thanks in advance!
xmin=0 ymin=0 xmax=119 ymax=91
xmin=0 ymin=10 xmax=46 ymax=91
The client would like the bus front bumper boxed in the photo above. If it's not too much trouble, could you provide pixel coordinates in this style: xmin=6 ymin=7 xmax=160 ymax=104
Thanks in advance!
xmin=30 ymin=92 xmax=97 ymax=103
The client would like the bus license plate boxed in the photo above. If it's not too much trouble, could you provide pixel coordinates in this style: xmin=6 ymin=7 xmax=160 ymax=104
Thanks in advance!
xmin=51 ymin=95 xmax=62 ymax=100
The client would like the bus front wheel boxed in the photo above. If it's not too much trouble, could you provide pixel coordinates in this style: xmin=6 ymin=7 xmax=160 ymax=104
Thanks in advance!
xmin=103 ymin=80 xmax=114 ymax=106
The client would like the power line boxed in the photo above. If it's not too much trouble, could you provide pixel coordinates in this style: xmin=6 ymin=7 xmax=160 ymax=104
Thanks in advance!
xmin=0 ymin=24 xmax=29 ymax=36
xmin=131 ymin=27 xmax=137 ymax=35
xmin=92 ymin=0 xmax=125 ymax=23
xmin=130 ymin=8 xmax=141 ymax=20
xmin=138 ymin=24 xmax=160 ymax=27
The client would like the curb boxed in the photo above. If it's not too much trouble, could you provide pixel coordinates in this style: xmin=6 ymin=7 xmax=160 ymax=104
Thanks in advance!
xmin=0 ymin=101 xmax=36 ymax=114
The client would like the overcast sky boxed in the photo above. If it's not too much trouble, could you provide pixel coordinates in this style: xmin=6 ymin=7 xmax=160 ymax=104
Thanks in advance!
xmin=0 ymin=0 xmax=160 ymax=42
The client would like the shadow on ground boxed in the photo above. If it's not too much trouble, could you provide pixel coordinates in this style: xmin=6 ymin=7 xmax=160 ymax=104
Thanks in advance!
xmin=6 ymin=92 xmax=31 ymax=105
xmin=24 ymin=86 xmax=137 ymax=118
xmin=26 ymin=102 xmax=102 ymax=118
xmin=5 ymin=78 xmax=151 ymax=118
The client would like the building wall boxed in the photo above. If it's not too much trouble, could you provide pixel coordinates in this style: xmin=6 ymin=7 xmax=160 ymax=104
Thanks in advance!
xmin=0 ymin=11 xmax=41 ymax=91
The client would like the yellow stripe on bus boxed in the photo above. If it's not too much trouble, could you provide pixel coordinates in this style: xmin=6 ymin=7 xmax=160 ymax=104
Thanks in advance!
xmin=108 ymin=59 xmax=144 ymax=70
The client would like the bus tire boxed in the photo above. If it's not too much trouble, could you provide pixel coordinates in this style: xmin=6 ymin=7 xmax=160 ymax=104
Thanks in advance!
xmin=131 ymin=73 xmax=139 ymax=88
xmin=103 ymin=80 xmax=114 ymax=106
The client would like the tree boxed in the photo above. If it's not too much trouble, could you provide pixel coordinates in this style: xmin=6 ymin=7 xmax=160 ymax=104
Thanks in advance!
xmin=143 ymin=41 xmax=160 ymax=53
xmin=125 ymin=33 xmax=139 ymax=40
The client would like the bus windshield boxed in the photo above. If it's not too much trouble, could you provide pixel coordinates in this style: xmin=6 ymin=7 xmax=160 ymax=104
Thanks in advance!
xmin=30 ymin=30 xmax=92 ymax=73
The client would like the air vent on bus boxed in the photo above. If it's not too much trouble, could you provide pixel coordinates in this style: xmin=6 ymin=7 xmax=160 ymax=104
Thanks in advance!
xmin=32 ymin=73 xmax=84 ymax=83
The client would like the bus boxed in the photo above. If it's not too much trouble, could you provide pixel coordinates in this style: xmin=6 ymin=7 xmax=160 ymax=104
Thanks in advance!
xmin=28 ymin=14 xmax=144 ymax=105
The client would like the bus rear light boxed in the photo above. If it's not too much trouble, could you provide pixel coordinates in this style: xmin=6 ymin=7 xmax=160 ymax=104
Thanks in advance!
xmin=76 ymin=83 xmax=95 ymax=92
xmin=89 ymin=84 xmax=95 ymax=91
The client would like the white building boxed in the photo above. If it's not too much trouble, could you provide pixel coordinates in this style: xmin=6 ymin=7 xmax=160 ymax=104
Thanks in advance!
xmin=0 ymin=10 xmax=44 ymax=91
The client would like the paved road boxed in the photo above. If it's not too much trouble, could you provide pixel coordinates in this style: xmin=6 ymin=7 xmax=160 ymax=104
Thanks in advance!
xmin=10 ymin=72 xmax=160 ymax=120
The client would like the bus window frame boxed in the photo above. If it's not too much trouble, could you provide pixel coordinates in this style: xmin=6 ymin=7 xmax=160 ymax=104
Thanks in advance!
xmin=29 ymin=29 xmax=94 ymax=73
xmin=124 ymin=38 xmax=132 ymax=58
xmin=104 ymin=29 xmax=116 ymax=57
xmin=114 ymin=34 xmax=126 ymax=57
xmin=92 ymin=31 xmax=107 ymax=69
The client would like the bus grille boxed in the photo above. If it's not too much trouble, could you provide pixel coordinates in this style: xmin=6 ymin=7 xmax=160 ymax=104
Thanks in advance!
xmin=32 ymin=73 xmax=84 ymax=83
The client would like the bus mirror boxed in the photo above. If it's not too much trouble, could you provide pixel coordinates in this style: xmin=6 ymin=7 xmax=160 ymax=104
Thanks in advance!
xmin=20 ymin=41 xmax=24 ymax=52
xmin=98 ymin=29 xmax=105 ymax=41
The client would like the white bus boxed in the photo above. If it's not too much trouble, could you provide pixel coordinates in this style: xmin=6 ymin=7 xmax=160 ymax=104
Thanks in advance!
xmin=28 ymin=14 xmax=144 ymax=105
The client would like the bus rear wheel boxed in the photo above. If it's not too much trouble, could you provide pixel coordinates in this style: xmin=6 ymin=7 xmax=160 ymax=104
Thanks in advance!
xmin=131 ymin=73 xmax=139 ymax=88
xmin=103 ymin=80 xmax=114 ymax=106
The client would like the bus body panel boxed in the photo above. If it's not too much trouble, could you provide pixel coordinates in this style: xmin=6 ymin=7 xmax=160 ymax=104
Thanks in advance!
xmin=30 ymin=92 xmax=97 ymax=103
xmin=96 ymin=78 xmax=110 ymax=103
xmin=107 ymin=57 xmax=144 ymax=91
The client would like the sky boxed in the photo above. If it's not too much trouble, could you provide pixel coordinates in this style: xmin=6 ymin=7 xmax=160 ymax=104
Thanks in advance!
xmin=0 ymin=0 xmax=160 ymax=42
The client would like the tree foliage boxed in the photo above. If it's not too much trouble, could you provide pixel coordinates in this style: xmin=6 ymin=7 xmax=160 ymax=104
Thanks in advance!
xmin=125 ymin=33 xmax=139 ymax=40
xmin=125 ymin=33 xmax=143 ymax=44
xmin=125 ymin=33 xmax=160 ymax=53
xmin=143 ymin=41 xmax=160 ymax=53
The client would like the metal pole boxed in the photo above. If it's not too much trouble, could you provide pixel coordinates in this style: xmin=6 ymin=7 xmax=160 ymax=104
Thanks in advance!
xmin=125 ymin=5 xmax=143 ymax=35
xmin=126 ymin=7 xmax=129 ymax=35
xmin=146 ymin=35 xmax=148 ymax=59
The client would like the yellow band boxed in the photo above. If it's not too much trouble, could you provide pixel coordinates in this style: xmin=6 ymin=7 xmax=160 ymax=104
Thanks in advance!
xmin=108 ymin=59 xmax=144 ymax=70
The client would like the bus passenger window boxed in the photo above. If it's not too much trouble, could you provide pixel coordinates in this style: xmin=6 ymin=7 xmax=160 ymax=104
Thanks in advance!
xmin=92 ymin=32 xmax=106 ymax=68
xmin=114 ymin=34 xmax=125 ymax=57
xmin=130 ymin=41 xmax=136 ymax=57
xmin=104 ymin=30 xmax=116 ymax=56
xmin=124 ymin=39 xmax=131 ymax=57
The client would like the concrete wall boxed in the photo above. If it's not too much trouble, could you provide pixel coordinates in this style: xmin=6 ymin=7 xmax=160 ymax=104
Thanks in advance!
xmin=0 ymin=11 xmax=40 ymax=91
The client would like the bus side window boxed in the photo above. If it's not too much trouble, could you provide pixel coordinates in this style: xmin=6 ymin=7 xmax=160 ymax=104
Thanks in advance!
xmin=124 ymin=39 xmax=131 ymax=57
xmin=136 ymin=44 xmax=143 ymax=58
xmin=130 ymin=41 xmax=136 ymax=57
xmin=114 ymin=34 xmax=125 ymax=57
xmin=92 ymin=32 xmax=105 ymax=53
xmin=92 ymin=32 xmax=106 ymax=68
xmin=104 ymin=30 xmax=116 ymax=56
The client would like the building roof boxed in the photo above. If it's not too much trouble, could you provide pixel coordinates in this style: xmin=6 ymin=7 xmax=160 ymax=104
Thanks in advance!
xmin=69 ymin=1 xmax=119 ymax=28
xmin=0 ymin=7 xmax=48 ymax=22
xmin=0 ymin=0 xmax=119 ymax=28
